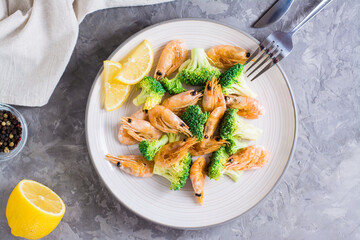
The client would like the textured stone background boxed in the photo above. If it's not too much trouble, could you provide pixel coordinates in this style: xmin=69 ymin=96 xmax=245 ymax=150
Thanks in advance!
xmin=1 ymin=0 xmax=359 ymax=239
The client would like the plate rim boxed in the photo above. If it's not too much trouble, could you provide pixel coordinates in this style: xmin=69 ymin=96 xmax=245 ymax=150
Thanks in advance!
xmin=85 ymin=18 xmax=298 ymax=229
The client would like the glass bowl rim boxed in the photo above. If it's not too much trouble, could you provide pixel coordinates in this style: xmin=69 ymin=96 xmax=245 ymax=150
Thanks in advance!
xmin=0 ymin=104 xmax=28 ymax=162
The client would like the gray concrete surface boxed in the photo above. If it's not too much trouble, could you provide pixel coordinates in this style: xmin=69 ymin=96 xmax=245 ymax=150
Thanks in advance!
xmin=1 ymin=0 xmax=359 ymax=239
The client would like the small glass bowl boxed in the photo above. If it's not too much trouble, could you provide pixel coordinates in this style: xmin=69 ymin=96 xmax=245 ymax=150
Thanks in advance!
xmin=0 ymin=104 xmax=28 ymax=162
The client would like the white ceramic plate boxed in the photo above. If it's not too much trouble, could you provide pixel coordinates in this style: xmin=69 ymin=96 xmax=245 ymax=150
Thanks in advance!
xmin=85 ymin=19 xmax=297 ymax=229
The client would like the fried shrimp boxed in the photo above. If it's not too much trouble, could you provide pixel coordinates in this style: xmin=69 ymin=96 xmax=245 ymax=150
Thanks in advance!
xmin=118 ymin=110 xmax=148 ymax=145
xmin=190 ymin=156 xmax=207 ymax=205
xmin=105 ymin=154 xmax=154 ymax=177
xmin=207 ymin=45 xmax=249 ymax=68
xmin=225 ymin=95 xmax=264 ymax=119
xmin=148 ymin=105 xmax=192 ymax=136
xmin=162 ymin=90 xmax=202 ymax=115
xmin=190 ymin=137 xmax=227 ymax=156
xmin=201 ymin=78 xmax=227 ymax=146
xmin=202 ymin=77 xmax=225 ymax=113
xmin=154 ymin=40 xmax=188 ymax=80
xmin=120 ymin=117 xmax=162 ymax=142
xmin=154 ymin=138 xmax=197 ymax=168
xmin=201 ymin=106 xmax=226 ymax=147
xmin=225 ymin=146 xmax=270 ymax=171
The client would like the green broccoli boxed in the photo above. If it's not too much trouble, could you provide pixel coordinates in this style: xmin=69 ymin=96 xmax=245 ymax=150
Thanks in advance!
xmin=181 ymin=105 xmax=209 ymax=141
xmin=225 ymin=137 xmax=248 ymax=155
xmin=220 ymin=109 xmax=262 ymax=150
xmin=207 ymin=147 xmax=229 ymax=180
xmin=133 ymin=76 xmax=165 ymax=110
xmin=138 ymin=135 xmax=169 ymax=161
xmin=159 ymin=75 xmax=186 ymax=95
xmin=218 ymin=63 xmax=257 ymax=98
xmin=167 ymin=133 xmax=181 ymax=143
xmin=153 ymin=152 xmax=192 ymax=190
xmin=207 ymin=147 xmax=244 ymax=182
xmin=223 ymin=170 xmax=243 ymax=182
xmin=177 ymin=48 xmax=221 ymax=86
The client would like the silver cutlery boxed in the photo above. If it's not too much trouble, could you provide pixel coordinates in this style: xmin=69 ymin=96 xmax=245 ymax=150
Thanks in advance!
xmin=245 ymin=0 xmax=334 ymax=81
xmin=253 ymin=0 xmax=294 ymax=28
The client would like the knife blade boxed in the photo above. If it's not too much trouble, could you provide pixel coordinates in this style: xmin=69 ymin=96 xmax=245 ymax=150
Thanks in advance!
xmin=253 ymin=0 xmax=294 ymax=28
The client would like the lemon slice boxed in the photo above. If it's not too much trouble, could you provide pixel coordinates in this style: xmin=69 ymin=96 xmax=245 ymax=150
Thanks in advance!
xmin=6 ymin=179 xmax=66 ymax=239
xmin=103 ymin=60 xmax=131 ymax=112
xmin=115 ymin=40 xmax=154 ymax=85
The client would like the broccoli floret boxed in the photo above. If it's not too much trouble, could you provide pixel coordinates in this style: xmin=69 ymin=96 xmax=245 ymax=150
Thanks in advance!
xmin=153 ymin=152 xmax=192 ymax=190
xmin=207 ymin=147 xmax=229 ymax=180
xmin=220 ymin=109 xmax=262 ymax=145
xmin=139 ymin=135 xmax=169 ymax=161
xmin=177 ymin=48 xmax=221 ymax=86
xmin=133 ymin=76 xmax=165 ymax=110
xmin=225 ymin=137 xmax=248 ymax=155
xmin=167 ymin=133 xmax=181 ymax=143
xmin=208 ymin=147 xmax=244 ymax=182
xmin=181 ymin=105 xmax=209 ymax=141
xmin=159 ymin=75 xmax=186 ymax=95
xmin=224 ymin=170 xmax=243 ymax=182
xmin=218 ymin=64 xmax=257 ymax=98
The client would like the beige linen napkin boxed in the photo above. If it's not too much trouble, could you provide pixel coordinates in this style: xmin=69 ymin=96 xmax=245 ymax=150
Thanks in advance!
xmin=0 ymin=0 xmax=171 ymax=106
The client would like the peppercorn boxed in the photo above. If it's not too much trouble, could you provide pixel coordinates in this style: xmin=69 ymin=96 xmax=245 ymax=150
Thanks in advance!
xmin=0 ymin=110 xmax=22 ymax=154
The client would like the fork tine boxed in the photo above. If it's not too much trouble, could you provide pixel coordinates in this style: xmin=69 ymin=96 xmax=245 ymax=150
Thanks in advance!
xmin=245 ymin=46 xmax=261 ymax=65
xmin=246 ymin=45 xmax=278 ymax=77
xmin=249 ymin=51 xmax=282 ymax=81
xmin=245 ymin=41 xmax=273 ymax=72
xmin=248 ymin=60 xmax=275 ymax=82
xmin=245 ymin=50 xmax=267 ymax=73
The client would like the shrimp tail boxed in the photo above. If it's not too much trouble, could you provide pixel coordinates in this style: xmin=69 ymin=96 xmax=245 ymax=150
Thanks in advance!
xmin=196 ymin=192 xmax=204 ymax=205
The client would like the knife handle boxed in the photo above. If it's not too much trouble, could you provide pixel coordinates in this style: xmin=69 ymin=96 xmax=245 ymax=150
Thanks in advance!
xmin=290 ymin=0 xmax=334 ymax=35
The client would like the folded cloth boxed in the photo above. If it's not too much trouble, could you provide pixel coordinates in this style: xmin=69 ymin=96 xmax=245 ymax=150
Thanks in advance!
xmin=0 ymin=0 xmax=171 ymax=107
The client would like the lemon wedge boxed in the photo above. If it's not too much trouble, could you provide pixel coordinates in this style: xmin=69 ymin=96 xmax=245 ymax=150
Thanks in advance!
xmin=6 ymin=179 xmax=66 ymax=239
xmin=103 ymin=60 xmax=131 ymax=112
xmin=115 ymin=40 xmax=154 ymax=85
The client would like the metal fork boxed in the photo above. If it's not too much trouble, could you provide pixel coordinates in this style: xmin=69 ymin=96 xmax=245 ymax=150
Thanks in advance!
xmin=245 ymin=0 xmax=334 ymax=81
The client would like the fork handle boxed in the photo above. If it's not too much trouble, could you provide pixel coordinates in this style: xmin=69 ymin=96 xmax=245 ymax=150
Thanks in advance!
xmin=290 ymin=0 xmax=334 ymax=35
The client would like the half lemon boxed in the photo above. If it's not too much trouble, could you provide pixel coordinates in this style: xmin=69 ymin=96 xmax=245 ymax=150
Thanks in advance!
xmin=6 ymin=179 xmax=66 ymax=239
xmin=103 ymin=60 xmax=131 ymax=112
xmin=115 ymin=40 xmax=154 ymax=85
